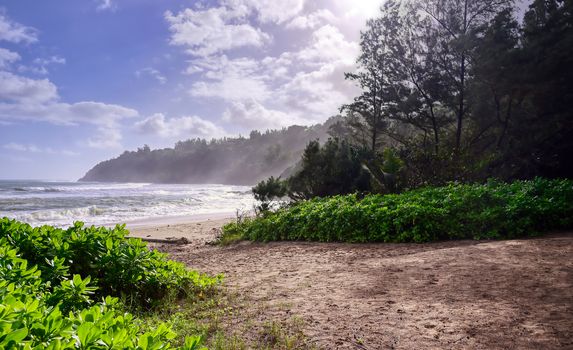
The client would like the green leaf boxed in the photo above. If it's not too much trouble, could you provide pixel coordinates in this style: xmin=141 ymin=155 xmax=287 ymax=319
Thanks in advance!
xmin=4 ymin=327 xmax=28 ymax=343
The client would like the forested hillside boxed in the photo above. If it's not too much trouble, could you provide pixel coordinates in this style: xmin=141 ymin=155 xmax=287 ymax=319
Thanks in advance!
xmin=80 ymin=118 xmax=337 ymax=185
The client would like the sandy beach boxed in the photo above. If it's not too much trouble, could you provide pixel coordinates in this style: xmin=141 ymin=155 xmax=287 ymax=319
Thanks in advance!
xmin=128 ymin=213 xmax=234 ymax=243
xmin=130 ymin=219 xmax=573 ymax=349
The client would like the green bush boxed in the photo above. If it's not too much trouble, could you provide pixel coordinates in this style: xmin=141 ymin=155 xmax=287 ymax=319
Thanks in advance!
xmin=223 ymin=178 xmax=573 ymax=243
xmin=0 ymin=220 xmax=220 ymax=309
xmin=0 ymin=219 xmax=219 ymax=349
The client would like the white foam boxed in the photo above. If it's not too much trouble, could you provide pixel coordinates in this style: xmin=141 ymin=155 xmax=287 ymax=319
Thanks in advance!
xmin=0 ymin=181 xmax=255 ymax=228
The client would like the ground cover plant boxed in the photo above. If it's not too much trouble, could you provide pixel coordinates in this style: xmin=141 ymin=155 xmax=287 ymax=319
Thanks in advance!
xmin=0 ymin=219 xmax=220 ymax=349
xmin=223 ymin=178 xmax=573 ymax=243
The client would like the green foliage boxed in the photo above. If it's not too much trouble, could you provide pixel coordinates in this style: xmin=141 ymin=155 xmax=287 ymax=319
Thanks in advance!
xmin=0 ymin=220 xmax=220 ymax=309
xmin=252 ymin=176 xmax=288 ymax=212
xmin=287 ymin=138 xmax=371 ymax=200
xmin=336 ymin=0 xmax=573 ymax=187
xmin=381 ymin=148 xmax=404 ymax=175
xmin=0 ymin=219 xmax=219 ymax=349
xmin=223 ymin=178 xmax=573 ymax=243
xmin=361 ymin=148 xmax=405 ymax=194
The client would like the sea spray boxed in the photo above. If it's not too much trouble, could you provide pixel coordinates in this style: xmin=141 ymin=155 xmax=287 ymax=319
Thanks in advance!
xmin=0 ymin=180 xmax=255 ymax=227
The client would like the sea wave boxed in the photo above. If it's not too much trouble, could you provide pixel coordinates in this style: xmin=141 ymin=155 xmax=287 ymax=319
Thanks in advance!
xmin=31 ymin=205 xmax=105 ymax=219
xmin=0 ymin=181 xmax=255 ymax=227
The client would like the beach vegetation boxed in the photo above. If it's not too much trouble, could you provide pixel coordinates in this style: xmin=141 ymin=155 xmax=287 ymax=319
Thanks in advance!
xmin=0 ymin=218 xmax=220 ymax=349
xmin=224 ymin=178 xmax=573 ymax=243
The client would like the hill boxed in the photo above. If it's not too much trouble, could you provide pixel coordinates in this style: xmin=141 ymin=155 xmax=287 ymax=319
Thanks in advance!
xmin=79 ymin=117 xmax=338 ymax=185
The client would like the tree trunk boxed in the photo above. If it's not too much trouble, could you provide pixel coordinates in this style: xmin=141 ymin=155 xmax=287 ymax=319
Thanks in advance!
xmin=456 ymin=53 xmax=465 ymax=152
xmin=372 ymin=124 xmax=378 ymax=153
xmin=455 ymin=0 xmax=469 ymax=153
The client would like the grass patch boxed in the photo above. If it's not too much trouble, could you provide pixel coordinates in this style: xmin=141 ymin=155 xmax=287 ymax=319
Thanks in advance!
xmin=137 ymin=286 xmax=318 ymax=350
xmin=213 ymin=229 xmax=245 ymax=246
xmin=222 ymin=178 xmax=573 ymax=243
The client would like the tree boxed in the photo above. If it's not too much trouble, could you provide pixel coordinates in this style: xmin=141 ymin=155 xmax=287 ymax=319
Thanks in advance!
xmin=288 ymin=139 xmax=371 ymax=200
xmin=513 ymin=0 xmax=573 ymax=178
xmin=252 ymin=176 xmax=288 ymax=212
xmin=418 ymin=0 xmax=513 ymax=152
xmin=341 ymin=1 xmax=404 ymax=154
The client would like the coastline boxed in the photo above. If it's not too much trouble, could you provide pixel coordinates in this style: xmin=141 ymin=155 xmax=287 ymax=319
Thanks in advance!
xmin=127 ymin=213 xmax=235 ymax=242
xmin=125 ymin=211 xmax=237 ymax=229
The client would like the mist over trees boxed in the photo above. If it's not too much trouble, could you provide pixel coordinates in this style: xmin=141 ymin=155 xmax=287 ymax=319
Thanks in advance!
xmin=84 ymin=0 xmax=572 ymax=193
xmin=80 ymin=119 xmax=337 ymax=185
xmin=254 ymin=0 xmax=573 ymax=201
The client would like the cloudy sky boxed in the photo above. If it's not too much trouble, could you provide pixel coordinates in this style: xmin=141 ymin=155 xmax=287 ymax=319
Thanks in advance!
xmin=0 ymin=0 xmax=386 ymax=180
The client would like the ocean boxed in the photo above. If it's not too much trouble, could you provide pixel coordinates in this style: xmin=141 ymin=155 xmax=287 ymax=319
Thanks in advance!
xmin=0 ymin=180 xmax=255 ymax=228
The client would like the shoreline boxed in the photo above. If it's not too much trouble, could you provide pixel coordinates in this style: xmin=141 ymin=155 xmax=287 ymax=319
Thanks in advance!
xmin=128 ymin=214 xmax=235 ymax=242
xmin=124 ymin=211 xmax=238 ymax=229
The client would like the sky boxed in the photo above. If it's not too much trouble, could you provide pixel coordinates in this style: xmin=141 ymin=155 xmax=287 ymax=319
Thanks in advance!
xmin=0 ymin=0 xmax=531 ymax=180
xmin=0 ymin=0 xmax=387 ymax=180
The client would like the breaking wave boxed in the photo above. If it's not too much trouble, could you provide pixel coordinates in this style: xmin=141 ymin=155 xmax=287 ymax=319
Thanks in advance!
xmin=0 ymin=181 xmax=255 ymax=227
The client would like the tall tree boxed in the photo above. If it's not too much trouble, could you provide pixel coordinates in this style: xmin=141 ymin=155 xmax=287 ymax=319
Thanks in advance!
xmin=515 ymin=0 xmax=573 ymax=177
xmin=419 ymin=0 xmax=513 ymax=152
xmin=341 ymin=1 xmax=405 ymax=154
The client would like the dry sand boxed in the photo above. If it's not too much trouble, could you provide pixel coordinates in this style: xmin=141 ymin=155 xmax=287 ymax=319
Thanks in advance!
xmin=131 ymin=221 xmax=573 ymax=350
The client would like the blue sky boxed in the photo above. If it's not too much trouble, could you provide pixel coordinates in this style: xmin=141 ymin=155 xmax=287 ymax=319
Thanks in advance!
xmin=0 ymin=0 xmax=530 ymax=180
xmin=0 ymin=0 xmax=384 ymax=180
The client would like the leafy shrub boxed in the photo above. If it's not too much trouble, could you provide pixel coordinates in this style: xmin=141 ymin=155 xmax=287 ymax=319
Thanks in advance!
xmin=0 ymin=220 xmax=220 ymax=309
xmin=223 ymin=178 xmax=573 ymax=243
xmin=0 ymin=234 xmax=208 ymax=349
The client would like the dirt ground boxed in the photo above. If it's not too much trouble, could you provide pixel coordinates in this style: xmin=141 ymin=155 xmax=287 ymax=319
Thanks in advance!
xmin=133 ymin=222 xmax=573 ymax=349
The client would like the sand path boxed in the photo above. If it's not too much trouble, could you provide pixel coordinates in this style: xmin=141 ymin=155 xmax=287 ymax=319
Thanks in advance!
xmin=133 ymin=223 xmax=573 ymax=349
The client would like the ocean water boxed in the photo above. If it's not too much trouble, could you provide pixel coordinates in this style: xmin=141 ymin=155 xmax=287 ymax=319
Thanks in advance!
xmin=0 ymin=180 xmax=255 ymax=228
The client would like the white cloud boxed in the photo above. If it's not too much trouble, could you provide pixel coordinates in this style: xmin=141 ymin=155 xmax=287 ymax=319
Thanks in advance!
xmin=3 ymin=142 xmax=79 ymax=156
xmin=0 ymin=11 xmax=38 ymax=43
xmin=135 ymin=67 xmax=167 ymax=84
xmin=223 ymin=99 xmax=304 ymax=129
xmin=0 ymin=71 xmax=138 ymax=149
xmin=292 ymin=24 xmax=358 ymax=66
xmin=286 ymin=9 xmax=336 ymax=29
xmin=0 ymin=71 xmax=137 ymax=126
xmin=18 ymin=55 xmax=66 ymax=75
xmin=96 ymin=0 xmax=115 ymax=11
xmin=0 ymin=11 xmax=138 ymax=150
xmin=190 ymin=75 xmax=269 ymax=101
xmin=332 ymin=0 xmax=382 ymax=21
xmin=59 ymin=101 xmax=138 ymax=126
xmin=87 ymin=126 xmax=122 ymax=149
xmin=165 ymin=2 xmax=362 ymax=132
xmin=0 ymin=47 xmax=20 ymax=68
xmin=277 ymin=63 xmax=352 ymax=118
xmin=34 ymin=56 xmax=66 ymax=66
xmin=186 ymin=55 xmax=273 ymax=101
xmin=177 ymin=22 xmax=358 ymax=128
xmin=6 ymin=101 xmax=127 ymax=126
xmin=165 ymin=7 xmax=270 ymax=57
xmin=134 ymin=113 xmax=225 ymax=138
xmin=3 ymin=142 xmax=26 ymax=151
xmin=224 ymin=0 xmax=305 ymax=24
xmin=0 ymin=71 xmax=58 ymax=104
